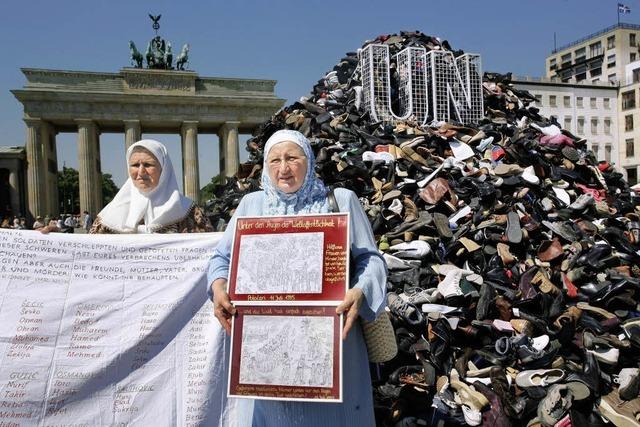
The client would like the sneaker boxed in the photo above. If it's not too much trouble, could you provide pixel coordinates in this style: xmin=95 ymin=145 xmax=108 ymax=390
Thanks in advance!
xmin=598 ymin=389 xmax=640 ymax=427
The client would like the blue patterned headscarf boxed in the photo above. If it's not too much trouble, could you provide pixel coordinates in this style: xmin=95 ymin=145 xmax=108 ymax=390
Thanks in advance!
xmin=261 ymin=130 xmax=329 ymax=215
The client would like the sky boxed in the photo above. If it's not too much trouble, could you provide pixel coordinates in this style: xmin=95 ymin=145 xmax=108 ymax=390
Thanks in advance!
xmin=0 ymin=0 xmax=637 ymax=190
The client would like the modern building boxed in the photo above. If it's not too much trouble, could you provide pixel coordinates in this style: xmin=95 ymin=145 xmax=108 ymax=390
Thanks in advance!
xmin=513 ymin=76 xmax=619 ymax=167
xmin=545 ymin=23 xmax=640 ymax=84
xmin=511 ymin=23 xmax=640 ymax=185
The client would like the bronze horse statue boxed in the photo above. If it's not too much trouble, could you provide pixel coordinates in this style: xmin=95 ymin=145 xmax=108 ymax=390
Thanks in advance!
xmin=128 ymin=41 xmax=143 ymax=68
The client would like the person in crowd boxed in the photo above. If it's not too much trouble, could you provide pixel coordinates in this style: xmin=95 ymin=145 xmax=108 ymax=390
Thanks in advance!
xmin=32 ymin=216 xmax=44 ymax=230
xmin=18 ymin=217 xmax=26 ymax=229
xmin=89 ymin=139 xmax=212 ymax=234
xmin=83 ymin=211 xmax=93 ymax=232
xmin=39 ymin=216 xmax=61 ymax=234
xmin=12 ymin=217 xmax=22 ymax=229
xmin=0 ymin=217 xmax=10 ymax=228
xmin=208 ymin=129 xmax=386 ymax=426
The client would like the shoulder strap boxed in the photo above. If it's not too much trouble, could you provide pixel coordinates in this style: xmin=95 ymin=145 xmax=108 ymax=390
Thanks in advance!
xmin=327 ymin=188 xmax=340 ymax=213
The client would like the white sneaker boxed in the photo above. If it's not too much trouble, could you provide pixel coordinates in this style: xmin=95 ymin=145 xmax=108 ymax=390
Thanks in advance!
xmin=437 ymin=269 xmax=464 ymax=298
xmin=389 ymin=240 xmax=431 ymax=259
xmin=587 ymin=347 xmax=620 ymax=365
xmin=461 ymin=404 xmax=482 ymax=426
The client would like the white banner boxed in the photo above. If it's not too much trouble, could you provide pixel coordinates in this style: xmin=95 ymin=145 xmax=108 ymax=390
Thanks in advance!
xmin=0 ymin=229 xmax=237 ymax=426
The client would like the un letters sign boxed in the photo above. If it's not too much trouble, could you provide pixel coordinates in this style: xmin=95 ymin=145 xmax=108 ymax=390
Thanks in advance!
xmin=359 ymin=44 xmax=484 ymax=125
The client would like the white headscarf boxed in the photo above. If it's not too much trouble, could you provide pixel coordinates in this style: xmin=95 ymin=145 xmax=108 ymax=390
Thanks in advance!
xmin=261 ymin=130 xmax=329 ymax=215
xmin=97 ymin=139 xmax=193 ymax=233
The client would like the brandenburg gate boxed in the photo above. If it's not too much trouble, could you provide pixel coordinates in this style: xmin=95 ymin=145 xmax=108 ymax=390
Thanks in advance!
xmin=11 ymin=67 xmax=284 ymax=219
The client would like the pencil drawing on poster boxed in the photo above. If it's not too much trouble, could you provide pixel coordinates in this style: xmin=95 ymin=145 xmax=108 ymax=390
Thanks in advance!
xmin=236 ymin=232 xmax=324 ymax=294
xmin=239 ymin=315 xmax=334 ymax=387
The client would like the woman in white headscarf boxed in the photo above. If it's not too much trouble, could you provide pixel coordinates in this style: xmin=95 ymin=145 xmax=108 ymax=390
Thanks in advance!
xmin=207 ymin=129 xmax=386 ymax=427
xmin=90 ymin=139 xmax=212 ymax=234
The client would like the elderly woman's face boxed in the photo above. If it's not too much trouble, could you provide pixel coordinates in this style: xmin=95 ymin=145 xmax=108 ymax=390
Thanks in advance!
xmin=129 ymin=149 xmax=162 ymax=193
xmin=267 ymin=141 xmax=307 ymax=193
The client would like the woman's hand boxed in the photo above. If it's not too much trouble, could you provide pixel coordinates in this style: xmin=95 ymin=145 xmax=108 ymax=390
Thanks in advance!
xmin=336 ymin=288 xmax=364 ymax=340
xmin=211 ymin=279 xmax=236 ymax=335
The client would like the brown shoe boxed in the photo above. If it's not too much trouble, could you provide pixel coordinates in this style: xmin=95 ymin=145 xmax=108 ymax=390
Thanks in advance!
xmin=510 ymin=319 xmax=533 ymax=337
xmin=495 ymin=296 xmax=513 ymax=321
xmin=553 ymin=306 xmax=582 ymax=330
xmin=537 ymin=239 xmax=563 ymax=262
xmin=497 ymin=242 xmax=516 ymax=265
xmin=403 ymin=196 xmax=418 ymax=223
xmin=598 ymin=389 xmax=640 ymax=427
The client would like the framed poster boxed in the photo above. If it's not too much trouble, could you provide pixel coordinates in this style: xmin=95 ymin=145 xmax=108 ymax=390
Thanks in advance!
xmin=227 ymin=213 xmax=349 ymax=304
xmin=228 ymin=305 xmax=342 ymax=402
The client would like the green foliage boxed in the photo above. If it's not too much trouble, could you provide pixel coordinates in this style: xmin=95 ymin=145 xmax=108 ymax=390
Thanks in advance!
xmin=102 ymin=173 xmax=119 ymax=205
xmin=57 ymin=167 xmax=120 ymax=213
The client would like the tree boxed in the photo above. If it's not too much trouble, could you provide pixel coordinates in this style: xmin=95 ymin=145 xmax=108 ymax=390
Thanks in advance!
xmin=58 ymin=167 xmax=79 ymax=214
xmin=57 ymin=167 xmax=120 ymax=213
xmin=102 ymin=173 xmax=119 ymax=205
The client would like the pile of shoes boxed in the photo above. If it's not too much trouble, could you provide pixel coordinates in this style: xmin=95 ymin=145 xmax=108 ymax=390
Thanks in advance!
xmin=209 ymin=31 xmax=640 ymax=426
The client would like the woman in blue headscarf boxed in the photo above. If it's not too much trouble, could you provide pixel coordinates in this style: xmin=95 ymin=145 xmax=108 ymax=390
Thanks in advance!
xmin=207 ymin=129 xmax=387 ymax=427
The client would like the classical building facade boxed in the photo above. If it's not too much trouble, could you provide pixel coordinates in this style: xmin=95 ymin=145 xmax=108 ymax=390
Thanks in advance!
xmin=0 ymin=147 xmax=26 ymax=219
xmin=10 ymin=67 xmax=284 ymax=220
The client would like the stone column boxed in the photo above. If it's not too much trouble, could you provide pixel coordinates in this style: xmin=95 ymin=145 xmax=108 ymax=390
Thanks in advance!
xmin=181 ymin=121 xmax=200 ymax=202
xmin=41 ymin=123 xmax=59 ymax=216
xmin=8 ymin=166 xmax=20 ymax=216
xmin=76 ymin=120 xmax=101 ymax=217
xmin=218 ymin=121 xmax=241 ymax=177
xmin=24 ymin=118 xmax=45 ymax=221
xmin=124 ymin=120 xmax=141 ymax=151
xmin=93 ymin=128 xmax=103 ymax=213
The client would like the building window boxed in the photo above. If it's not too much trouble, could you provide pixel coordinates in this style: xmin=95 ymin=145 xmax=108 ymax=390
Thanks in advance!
xmin=591 ymin=67 xmax=602 ymax=77
xmin=577 ymin=117 xmax=585 ymax=134
xmin=608 ymin=73 xmax=617 ymax=82
xmin=575 ymin=47 xmax=586 ymax=61
xmin=549 ymin=57 xmax=557 ymax=71
xmin=591 ymin=118 xmax=598 ymax=134
xmin=549 ymin=95 xmax=557 ymax=107
xmin=561 ymin=53 xmax=572 ymax=68
xmin=632 ymin=52 xmax=637 ymax=62
xmin=589 ymin=41 xmax=602 ymax=57
xmin=564 ymin=116 xmax=572 ymax=130
xmin=607 ymin=35 xmax=615 ymax=49
xmin=627 ymin=139 xmax=635 ymax=158
xmin=577 ymin=97 xmax=583 ymax=108
xmin=623 ymin=90 xmax=636 ymax=110
xmin=626 ymin=114 xmax=634 ymax=131
xmin=631 ymin=33 xmax=637 ymax=46
xmin=627 ymin=168 xmax=638 ymax=185
xmin=604 ymin=98 xmax=611 ymax=109
xmin=633 ymin=68 xmax=640 ymax=83
xmin=605 ymin=118 xmax=611 ymax=134
xmin=607 ymin=54 xmax=616 ymax=68
xmin=564 ymin=96 xmax=571 ymax=107
xmin=593 ymin=78 xmax=600 ymax=83
xmin=605 ymin=145 xmax=612 ymax=162
xmin=590 ymin=97 xmax=597 ymax=108
xmin=535 ymin=94 xmax=542 ymax=106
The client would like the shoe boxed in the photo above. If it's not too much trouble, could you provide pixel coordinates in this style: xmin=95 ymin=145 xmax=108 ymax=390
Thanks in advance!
xmin=619 ymin=368 xmax=640 ymax=401
xmin=505 ymin=211 xmax=523 ymax=244
xmin=449 ymin=369 xmax=490 ymax=411
xmin=516 ymin=369 xmax=565 ymax=388
xmin=537 ymin=383 xmax=590 ymax=427
xmin=387 ymin=292 xmax=425 ymax=328
xmin=598 ymin=389 xmax=640 ymax=427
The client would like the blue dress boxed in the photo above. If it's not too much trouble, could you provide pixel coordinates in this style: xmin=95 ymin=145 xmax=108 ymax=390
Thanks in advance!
xmin=208 ymin=188 xmax=387 ymax=427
